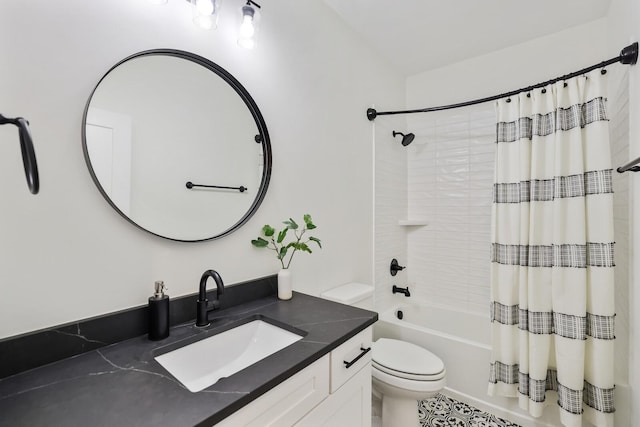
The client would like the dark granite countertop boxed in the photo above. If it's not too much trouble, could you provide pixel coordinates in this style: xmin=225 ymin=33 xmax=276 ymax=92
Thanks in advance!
xmin=0 ymin=292 xmax=377 ymax=427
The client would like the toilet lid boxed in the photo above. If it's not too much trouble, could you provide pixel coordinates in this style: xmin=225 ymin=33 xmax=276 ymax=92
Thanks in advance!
xmin=372 ymin=338 xmax=445 ymax=377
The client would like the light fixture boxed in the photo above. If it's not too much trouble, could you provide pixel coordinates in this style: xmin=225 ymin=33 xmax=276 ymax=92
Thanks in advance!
xmin=238 ymin=0 xmax=261 ymax=50
xmin=149 ymin=0 xmax=264 ymax=49
xmin=191 ymin=0 xmax=222 ymax=30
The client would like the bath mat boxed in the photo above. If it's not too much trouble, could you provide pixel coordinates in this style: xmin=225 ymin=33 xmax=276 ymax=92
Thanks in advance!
xmin=419 ymin=393 xmax=520 ymax=427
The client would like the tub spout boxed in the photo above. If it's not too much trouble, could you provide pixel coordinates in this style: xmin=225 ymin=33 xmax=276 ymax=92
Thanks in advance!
xmin=392 ymin=285 xmax=410 ymax=297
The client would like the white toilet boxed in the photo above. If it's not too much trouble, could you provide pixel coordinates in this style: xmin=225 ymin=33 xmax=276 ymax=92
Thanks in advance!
xmin=372 ymin=338 xmax=446 ymax=427
xmin=321 ymin=283 xmax=447 ymax=427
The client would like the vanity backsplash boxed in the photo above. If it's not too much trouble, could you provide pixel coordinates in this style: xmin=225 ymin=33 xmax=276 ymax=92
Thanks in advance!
xmin=0 ymin=275 xmax=277 ymax=379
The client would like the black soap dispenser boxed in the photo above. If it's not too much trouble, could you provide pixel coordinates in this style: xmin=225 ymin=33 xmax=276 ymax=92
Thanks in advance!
xmin=148 ymin=281 xmax=169 ymax=341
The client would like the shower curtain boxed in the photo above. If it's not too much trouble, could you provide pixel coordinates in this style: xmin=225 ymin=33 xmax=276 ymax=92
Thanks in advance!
xmin=488 ymin=70 xmax=615 ymax=427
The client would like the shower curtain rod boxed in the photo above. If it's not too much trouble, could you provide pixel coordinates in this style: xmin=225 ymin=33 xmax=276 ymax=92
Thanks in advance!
xmin=366 ymin=42 xmax=638 ymax=121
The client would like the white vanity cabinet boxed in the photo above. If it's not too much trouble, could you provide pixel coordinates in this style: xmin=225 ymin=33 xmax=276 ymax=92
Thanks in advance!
xmin=294 ymin=355 xmax=371 ymax=427
xmin=216 ymin=326 xmax=372 ymax=427
xmin=215 ymin=355 xmax=330 ymax=427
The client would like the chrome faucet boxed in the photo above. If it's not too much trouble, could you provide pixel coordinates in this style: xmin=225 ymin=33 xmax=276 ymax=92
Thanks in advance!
xmin=196 ymin=270 xmax=225 ymax=327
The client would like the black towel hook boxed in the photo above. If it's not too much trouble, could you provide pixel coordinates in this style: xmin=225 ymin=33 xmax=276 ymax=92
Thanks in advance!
xmin=0 ymin=114 xmax=39 ymax=194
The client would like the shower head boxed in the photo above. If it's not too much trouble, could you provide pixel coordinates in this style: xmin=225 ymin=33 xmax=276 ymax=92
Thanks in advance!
xmin=392 ymin=131 xmax=415 ymax=146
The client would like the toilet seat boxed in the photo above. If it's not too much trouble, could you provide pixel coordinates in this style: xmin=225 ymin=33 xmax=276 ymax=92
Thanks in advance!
xmin=372 ymin=360 xmax=446 ymax=381
xmin=372 ymin=338 xmax=445 ymax=381
xmin=372 ymin=364 xmax=446 ymax=393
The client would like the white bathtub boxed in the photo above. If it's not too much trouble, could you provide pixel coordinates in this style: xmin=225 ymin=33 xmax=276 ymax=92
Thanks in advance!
xmin=373 ymin=303 xmax=556 ymax=427
xmin=373 ymin=303 xmax=636 ymax=426
xmin=374 ymin=304 xmax=490 ymax=398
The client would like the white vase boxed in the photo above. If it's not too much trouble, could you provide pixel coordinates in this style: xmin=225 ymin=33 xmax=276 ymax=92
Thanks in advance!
xmin=277 ymin=269 xmax=293 ymax=300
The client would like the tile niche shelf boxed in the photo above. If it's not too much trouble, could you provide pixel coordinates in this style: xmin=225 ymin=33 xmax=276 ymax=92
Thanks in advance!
xmin=398 ymin=219 xmax=429 ymax=226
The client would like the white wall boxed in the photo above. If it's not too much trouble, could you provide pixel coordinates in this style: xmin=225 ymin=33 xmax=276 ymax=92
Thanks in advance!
xmin=406 ymin=19 xmax=608 ymax=110
xmin=606 ymin=0 xmax=640 ymax=422
xmin=0 ymin=0 xmax=404 ymax=338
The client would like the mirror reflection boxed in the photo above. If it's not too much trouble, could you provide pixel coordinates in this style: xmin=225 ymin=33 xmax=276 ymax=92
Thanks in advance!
xmin=82 ymin=50 xmax=271 ymax=241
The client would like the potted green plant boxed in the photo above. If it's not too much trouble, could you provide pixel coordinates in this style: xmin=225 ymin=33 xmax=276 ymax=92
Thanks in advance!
xmin=251 ymin=214 xmax=321 ymax=300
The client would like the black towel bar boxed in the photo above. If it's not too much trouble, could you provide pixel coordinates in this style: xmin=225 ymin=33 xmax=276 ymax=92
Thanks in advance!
xmin=617 ymin=156 xmax=640 ymax=173
xmin=186 ymin=181 xmax=247 ymax=192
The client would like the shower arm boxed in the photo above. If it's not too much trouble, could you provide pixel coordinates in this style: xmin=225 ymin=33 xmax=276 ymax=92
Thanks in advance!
xmin=0 ymin=114 xmax=39 ymax=194
xmin=367 ymin=42 xmax=638 ymax=121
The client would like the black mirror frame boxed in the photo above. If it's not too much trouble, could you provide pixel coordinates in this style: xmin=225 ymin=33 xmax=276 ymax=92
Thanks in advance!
xmin=81 ymin=49 xmax=272 ymax=242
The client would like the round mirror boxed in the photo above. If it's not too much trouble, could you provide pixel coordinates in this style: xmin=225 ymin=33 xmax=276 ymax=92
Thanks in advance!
xmin=82 ymin=50 xmax=271 ymax=242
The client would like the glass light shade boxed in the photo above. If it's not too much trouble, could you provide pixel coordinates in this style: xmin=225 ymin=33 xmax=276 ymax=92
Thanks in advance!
xmin=240 ymin=14 xmax=255 ymax=38
xmin=191 ymin=0 xmax=222 ymax=30
xmin=237 ymin=4 xmax=260 ymax=49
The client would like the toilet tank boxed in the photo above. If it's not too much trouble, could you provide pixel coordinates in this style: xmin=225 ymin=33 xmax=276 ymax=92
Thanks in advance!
xmin=320 ymin=282 xmax=374 ymax=310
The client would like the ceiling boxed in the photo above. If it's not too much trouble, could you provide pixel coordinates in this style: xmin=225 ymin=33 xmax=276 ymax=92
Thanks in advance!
xmin=322 ymin=0 xmax=612 ymax=76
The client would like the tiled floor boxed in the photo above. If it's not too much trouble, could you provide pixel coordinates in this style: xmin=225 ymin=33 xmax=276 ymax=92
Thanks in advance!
xmin=419 ymin=394 xmax=521 ymax=427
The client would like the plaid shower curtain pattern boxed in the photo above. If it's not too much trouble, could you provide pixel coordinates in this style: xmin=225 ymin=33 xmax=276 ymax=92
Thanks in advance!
xmin=487 ymin=70 xmax=616 ymax=427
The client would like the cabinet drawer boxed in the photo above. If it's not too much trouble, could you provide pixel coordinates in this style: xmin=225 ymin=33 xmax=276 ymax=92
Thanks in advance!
xmin=329 ymin=327 xmax=372 ymax=393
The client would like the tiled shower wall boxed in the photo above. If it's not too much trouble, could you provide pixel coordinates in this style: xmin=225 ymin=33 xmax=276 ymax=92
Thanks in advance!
xmin=374 ymin=117 xmax=408 ymax=311
xmin=405 ymin=105 xmax=495 ymax=314
xmin=609 ymin=67 xmax=631 ymax=423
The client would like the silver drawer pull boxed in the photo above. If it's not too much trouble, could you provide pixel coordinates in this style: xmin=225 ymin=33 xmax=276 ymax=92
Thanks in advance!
xmin=343 ymin=346 xmax=371 ymax=369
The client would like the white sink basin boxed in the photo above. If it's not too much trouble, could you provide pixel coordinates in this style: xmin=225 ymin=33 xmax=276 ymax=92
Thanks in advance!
xmin=155 ymin=320 xmax=304 ymax=392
